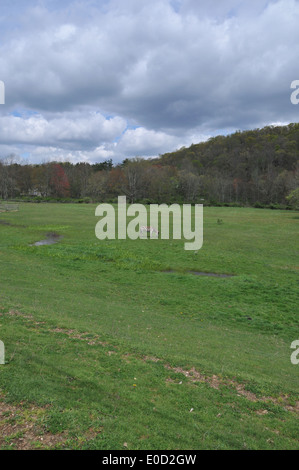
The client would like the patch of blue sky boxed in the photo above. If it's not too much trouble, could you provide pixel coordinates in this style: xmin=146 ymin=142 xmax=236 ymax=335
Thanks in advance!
xmin=113 ymin=122 xmax=140 ymax=144
xmin=170 ymin=0 xmax=182 ymax=13
xmin=20 ymin=152 xmax=31 ymax=160
xmin=227 ymin=8 xmax=238 ymax=19
xmin=96 ymin=110 xmax=114 ymax=120
xmin=10 ymin=108 xmax=40 ymax=118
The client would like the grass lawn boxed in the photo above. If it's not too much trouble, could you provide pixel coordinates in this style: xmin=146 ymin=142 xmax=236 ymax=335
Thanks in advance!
xmin=0 ymin=203 xmax=298 ymax=450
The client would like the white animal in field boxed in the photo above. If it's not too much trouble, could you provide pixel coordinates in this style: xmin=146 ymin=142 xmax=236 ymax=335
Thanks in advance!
xmin=140 ymin=226 xmax=159 ymax=237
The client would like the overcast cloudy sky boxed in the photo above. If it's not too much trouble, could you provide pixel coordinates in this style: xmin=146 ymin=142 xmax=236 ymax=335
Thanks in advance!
xmin=0 ymin=0 xmax=299 ymax=164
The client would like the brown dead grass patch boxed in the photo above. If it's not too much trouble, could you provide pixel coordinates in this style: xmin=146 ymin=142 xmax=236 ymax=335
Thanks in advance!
xmin=163 ymin=364 xmax=299 ymax=414
xmin=0 ymin=397 xmax=67 ymax=450
xmin=5 ymin=310 xmax=33 ymax=319
xmin=50 ymin=327 xmax=108 ymax=347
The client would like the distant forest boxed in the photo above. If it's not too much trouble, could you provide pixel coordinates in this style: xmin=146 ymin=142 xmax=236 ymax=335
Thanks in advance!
xmin=1 ymin=123 xmax=299 ymax=208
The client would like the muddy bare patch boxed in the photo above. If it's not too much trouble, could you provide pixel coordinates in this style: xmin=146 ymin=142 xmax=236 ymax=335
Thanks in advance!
xmin=0 ymin=394 xmax=103 ymax=450
xmin=144 ymin=356 xmax=160 ymax=363
xmin=165 ymin=365 xmax=220 ymax=389
xmin=164 ymin=364 xmax=298 ymax=413
xmin=255 ymin=409 xmax=269 ymax=416
xmin=50 ymin=327 xmax=108 ymax=347
xmin=1 ymin=310 xmax=46 ymax=329
xmin=0 ymin=397 xmax=67 ymax=450
xmin=3 ymin=310 xmax=33 ymax=319
xmin=2 ymin=311 xmax=110 ymax=349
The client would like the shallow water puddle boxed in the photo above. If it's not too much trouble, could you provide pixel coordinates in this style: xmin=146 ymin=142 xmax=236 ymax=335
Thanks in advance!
xmin=30 ymin=232 xmax=62 ymax=246
xmin=188 ymin=271 xmax=233 ymax=278
xmin=163 ymin=270 xmax=233 ymax=278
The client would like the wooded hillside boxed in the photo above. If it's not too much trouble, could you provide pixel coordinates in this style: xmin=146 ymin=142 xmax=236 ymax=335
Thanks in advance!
xmin=1 ymin=123 xmax=299 ymax=207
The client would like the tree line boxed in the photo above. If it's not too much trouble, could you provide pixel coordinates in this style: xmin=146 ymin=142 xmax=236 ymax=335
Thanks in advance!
xmin=1 ymin=123 xmax=299 ymax=207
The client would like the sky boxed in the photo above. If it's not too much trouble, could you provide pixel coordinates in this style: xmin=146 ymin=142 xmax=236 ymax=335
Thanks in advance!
xmin=0 ymin=0 xmax=299 ymax=164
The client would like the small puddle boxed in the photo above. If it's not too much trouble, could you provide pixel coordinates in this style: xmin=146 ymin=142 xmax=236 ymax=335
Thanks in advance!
xmin=162 ymin=270 xmax=233 ymax=278
xmin=188 ymin=271 xmax=233 ymax=278
xmin=0 ymin=220 xmax=27 ymax=228
xmin=30 ymin=232 xmax=62 ymax=246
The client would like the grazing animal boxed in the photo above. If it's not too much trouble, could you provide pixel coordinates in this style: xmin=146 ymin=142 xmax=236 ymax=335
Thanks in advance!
xmin=140 ymin=226 xmax=159 ymax=237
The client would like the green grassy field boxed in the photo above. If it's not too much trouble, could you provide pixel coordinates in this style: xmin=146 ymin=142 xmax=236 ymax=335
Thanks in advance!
xmin=0 ymin=203 xmax=298 ymax=450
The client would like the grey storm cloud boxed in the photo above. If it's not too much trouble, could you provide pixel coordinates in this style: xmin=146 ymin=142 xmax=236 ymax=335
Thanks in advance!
xmin=0 ymin=0 xmax=299 ymax=163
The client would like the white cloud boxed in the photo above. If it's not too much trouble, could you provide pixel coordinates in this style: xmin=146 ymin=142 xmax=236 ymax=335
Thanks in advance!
xmin=0 ymin=0 xmax=298 ymax=163
xmin=0 ymin=111 xmax=126 ymax=148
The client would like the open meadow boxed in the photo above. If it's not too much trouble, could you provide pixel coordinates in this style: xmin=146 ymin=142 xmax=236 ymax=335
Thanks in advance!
xmin=0 ymin=203 xmax=298 ymax=450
